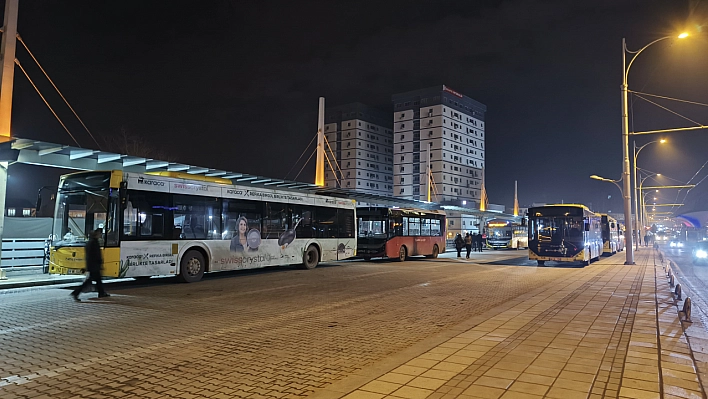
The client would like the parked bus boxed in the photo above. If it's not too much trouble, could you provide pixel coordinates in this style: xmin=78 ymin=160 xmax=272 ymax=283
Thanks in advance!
xmin=598 ymin=213 xmax=623 ymax=255
xmin=49 ymin=170 xmax=357 ymax=282
xmin=486 ymin=219 xmax=528 ymax=250
xmin=527 ymin=204 xmax=602 ymax=266
xmin=356 ymin=207 xmax=446 ymax=261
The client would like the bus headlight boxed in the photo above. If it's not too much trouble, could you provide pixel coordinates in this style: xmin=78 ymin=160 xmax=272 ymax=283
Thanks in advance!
xmin=696 ymin=250 xmax=708 ymax=259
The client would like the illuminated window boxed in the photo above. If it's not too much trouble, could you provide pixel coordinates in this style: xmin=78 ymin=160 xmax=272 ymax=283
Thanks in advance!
xmin=7 ymin=208 xmax=15 ymax=217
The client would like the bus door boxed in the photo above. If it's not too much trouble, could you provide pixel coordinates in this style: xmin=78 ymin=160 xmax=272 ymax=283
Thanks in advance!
xmin=338 ymin=209 xmax=356 ymax=260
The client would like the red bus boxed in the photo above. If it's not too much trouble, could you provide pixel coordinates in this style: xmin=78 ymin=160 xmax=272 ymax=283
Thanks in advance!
xmin=356 ymin=207 xmax=446 ymax=261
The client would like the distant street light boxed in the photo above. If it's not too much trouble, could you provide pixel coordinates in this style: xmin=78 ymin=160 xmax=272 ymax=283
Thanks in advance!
xmin=637 ymin=172 xmax=660 ymax=248
xmin=633 ymin=139 xmax=665 ymax=250
xmin=622 ymin=33 xmax=688 ymax=265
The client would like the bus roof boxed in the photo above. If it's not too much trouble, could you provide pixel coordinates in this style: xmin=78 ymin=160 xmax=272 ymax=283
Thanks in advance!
xmin=357 ymin=206 xmax=446 ymax=217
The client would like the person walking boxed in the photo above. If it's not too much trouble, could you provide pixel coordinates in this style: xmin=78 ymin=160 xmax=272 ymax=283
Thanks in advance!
xmin=464 ymin=233 xmax=472 ymax=259
xmin=454 ymin=233 xmax=464 ymax=258
xmin=71 ymin=228 xmax=110 ymax=301
xmin=480 ymin=232 xmax=486 ymax=252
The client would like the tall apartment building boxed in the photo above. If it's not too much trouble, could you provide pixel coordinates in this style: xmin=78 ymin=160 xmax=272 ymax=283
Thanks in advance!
xmin=392 ymin=85 xmax=486 ymax=204
xmin=323 ymin=103 xmax=394 ymax=195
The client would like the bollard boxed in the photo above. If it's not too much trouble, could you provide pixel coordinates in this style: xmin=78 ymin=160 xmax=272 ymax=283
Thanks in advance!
xmin=675 ymin=284 xmax=682 ymax=301
xmin=681 ymin=297 xmax=693 ymax=323
xmin=666 ymin=267 xmax=672 ymax=278
xmin=669 ymin=274 xmax=675 ymax=288
xmin=0 ymin=268 xmax=5 ymax=280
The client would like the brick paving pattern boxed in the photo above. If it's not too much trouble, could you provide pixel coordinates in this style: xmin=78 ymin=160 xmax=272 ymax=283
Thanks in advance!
xmin=0 ymin=251 xmax=703 ymax=398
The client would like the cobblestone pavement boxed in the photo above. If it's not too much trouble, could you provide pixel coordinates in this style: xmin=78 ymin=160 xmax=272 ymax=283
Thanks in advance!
xmin=0 ymin=251 xmax=701 ymax=398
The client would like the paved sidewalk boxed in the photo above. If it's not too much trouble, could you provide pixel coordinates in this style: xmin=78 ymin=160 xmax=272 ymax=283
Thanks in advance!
xmin=0 ymin=249 xmax=513 ymax=290
xmin=310 ymin=251 xmax=703 ymax=399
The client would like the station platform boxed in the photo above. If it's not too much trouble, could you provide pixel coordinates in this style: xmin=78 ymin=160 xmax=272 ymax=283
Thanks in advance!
xmin=309 ymin=250 xmax=705 ymax=399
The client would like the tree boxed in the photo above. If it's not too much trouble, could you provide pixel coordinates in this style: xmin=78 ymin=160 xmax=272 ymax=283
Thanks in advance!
xmin=100 ymin=127 xmax=175 ymax=161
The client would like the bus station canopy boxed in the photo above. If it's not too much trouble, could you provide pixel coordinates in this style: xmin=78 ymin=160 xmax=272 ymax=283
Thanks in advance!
xmin=0 ymin=138 xmax=438 ymax=209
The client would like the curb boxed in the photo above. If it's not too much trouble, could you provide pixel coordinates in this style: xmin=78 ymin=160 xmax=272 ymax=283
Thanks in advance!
xmin=0 ymin=276 xmax=85 ymax=290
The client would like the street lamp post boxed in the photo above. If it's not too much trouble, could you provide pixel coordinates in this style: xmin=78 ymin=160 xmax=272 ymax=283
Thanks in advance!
xmin=637 ymin=173 xmax=659 ymax=244
xmin=621 ymin=33 xmax=687 ymax=265
xmin=632 ymin=139 xmax=665 ymax=251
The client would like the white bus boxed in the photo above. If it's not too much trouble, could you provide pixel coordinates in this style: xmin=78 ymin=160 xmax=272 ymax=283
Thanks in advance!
xmin=49 ymin=170 xmax=356 ymax=282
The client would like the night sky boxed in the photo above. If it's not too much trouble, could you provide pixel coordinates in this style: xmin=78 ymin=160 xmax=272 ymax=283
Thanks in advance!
xmin=5 ymin=0 xmax=708 ymax=216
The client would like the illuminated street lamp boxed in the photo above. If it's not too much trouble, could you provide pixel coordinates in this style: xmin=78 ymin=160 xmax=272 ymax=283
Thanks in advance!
xmin=590 ymin=174 xmax=623 ymax=193
xmin=633 ymin=139 xmax=665 ymax=250
xmin=637 ymin=172 xmax=660 ymax=248
xmin=622 ymin=33 xmax=688 ymax=264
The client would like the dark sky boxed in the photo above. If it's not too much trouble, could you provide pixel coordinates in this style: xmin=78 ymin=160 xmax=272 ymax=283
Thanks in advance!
xmin=5 ymin=0 xmax=708 ymax=216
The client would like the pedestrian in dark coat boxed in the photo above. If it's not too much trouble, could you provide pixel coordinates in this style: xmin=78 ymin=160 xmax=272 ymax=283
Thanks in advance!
xmin=473 ymin=233 xmax=481 ymax=252
xmin=464 ymin=233 xmax=473 ymax=259
xmin=71 ymin=229 xmax=110 ymax=301
xmin=454 ymin=234 xmax=464 ymax=258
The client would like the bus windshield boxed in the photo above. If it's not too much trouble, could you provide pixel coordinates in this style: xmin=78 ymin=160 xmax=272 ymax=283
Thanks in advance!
xmin=533 ymin=216 xmax=584 ymax=244
xmin=358 ymin=217 xmax=388 ymax=239
xmin=52 ymin=172 xmax=117 ymax=248
xmin=489 ymin=227 xmax=512 ymax=239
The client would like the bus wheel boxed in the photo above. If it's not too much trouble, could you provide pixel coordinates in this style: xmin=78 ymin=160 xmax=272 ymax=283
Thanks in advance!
xmin=179 ymin=250 xmax=205 ymax=283
xmin=301 ymin=245 xmax=319 ymax=269
xmin=537 ymin=260 xmax=545 ymax=266
xmin=398 ymin=246 xmax=407 ymax=262
xmin=427 ymin=245 xmax=439 ymax=259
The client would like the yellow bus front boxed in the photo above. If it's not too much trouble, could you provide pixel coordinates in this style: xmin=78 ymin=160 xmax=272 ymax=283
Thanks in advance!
xmin=48 ymin=170 xmax=123 ymax=277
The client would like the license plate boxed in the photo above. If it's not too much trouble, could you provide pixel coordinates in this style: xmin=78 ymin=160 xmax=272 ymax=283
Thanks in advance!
xmin=67 ymin=269 xmax=84 ymax=275
xmin=550 ymin=257 xmax=562 ymax=261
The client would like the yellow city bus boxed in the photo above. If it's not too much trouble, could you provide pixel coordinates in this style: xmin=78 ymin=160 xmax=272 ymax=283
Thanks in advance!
xmin=485 ymin=219 xmax=528 ymax=250
xmin=49 ymin=170 xmax=356 ymax=282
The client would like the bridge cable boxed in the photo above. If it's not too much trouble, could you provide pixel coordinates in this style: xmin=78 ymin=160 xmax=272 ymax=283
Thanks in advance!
xmin=284 ymin=132 xmax=317 ymax=180
xmin=293 ymin=148 xmax=317 ymax=181
xmin=15 ymin=59 xmax=81 ymax=147
xmin=17 ymin=34 xmax=102 ymax=150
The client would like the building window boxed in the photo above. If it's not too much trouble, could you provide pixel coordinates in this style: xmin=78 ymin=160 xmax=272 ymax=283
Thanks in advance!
xmin=7 ymin=208 xmax=15 ymax=217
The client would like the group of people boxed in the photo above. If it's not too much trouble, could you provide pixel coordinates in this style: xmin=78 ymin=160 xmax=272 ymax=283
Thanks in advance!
xmin=643 ymin=232 xmax=655 ymax=247
xmin=454 ymin=232 xmax=485 ymax=258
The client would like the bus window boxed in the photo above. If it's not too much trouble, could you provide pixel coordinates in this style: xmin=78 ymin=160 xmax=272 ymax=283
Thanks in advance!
xmin=408 ymin=218 xmax=420 ymax=236
xmin=223 ymin=199 xmax=262 ymax=241
xmin=421 ymin=219 xmax=431 ymax=236
xmin=174 ymin=195 xmax=220 ymax=240
xmin=122 ymin=192 xmax=170 ymax=240
xmin=390 ymin=217 xmax=403 ymax=237
xmin=263 ymin=202 xmax=288 ymax=240
xmin=337 ymin=209 xmax=355 ymax=238
xmin=291 ymin=206 xmax=314 ymax=239
xmin=314 ymin=207 xmax=338 ymax=238
xmin=359 ymin=218 xmax=386 ymax=238
xmin=402 ymin=217 xmax=409 ymax=236
xmin=105 ymin=190 xmax=119 ymax=247
xmin=431 ymin=219 xmax=441 ymax=236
